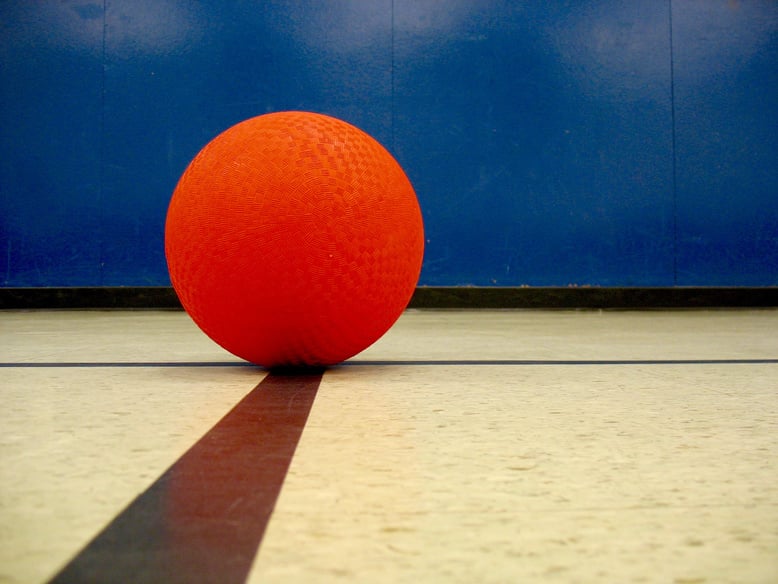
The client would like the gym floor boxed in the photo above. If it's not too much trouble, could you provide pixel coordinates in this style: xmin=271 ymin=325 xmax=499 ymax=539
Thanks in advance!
xmin=1 ymin=308 xmax=777 ymax=583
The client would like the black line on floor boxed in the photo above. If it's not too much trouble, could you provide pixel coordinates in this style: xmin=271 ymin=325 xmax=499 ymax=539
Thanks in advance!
xmin=4 ymin=358 xmax=777 ymax=369
xmin=0 ymin=361 xmax=253 ymax=368
xmin=347 ymin=358 xmax=778 ymax=366
xmin=48 ymin=370 xmax=324 ymax=584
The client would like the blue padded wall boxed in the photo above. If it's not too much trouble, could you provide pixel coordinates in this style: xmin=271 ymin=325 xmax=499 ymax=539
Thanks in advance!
xmin=394 ymin=1 xmax=675 ymax=285
xmin=1 ymin=3 xmax=104 ymax=285
xmin=673 ymin=0 xmax=778 ymax=285
xmin=1 ymin=1 xmax=776 ymax=287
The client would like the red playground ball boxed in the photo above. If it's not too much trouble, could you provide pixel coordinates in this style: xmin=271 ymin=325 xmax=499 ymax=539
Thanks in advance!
xmin=165 ymin=111 xmax=424 ymax=368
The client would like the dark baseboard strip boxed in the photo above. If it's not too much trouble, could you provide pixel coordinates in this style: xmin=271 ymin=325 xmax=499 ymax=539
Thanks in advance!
xmin=0 ymin=287 xmax=182 ymax=310
xmin=1 ymin=286 xmax=777 ymax=310
xmin=409 ymin=286 xmax=778 ymax=309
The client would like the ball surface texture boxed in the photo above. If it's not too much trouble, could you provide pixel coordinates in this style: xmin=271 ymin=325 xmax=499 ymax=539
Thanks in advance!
xmin=165 ymin=111 xmax=424 ymax=367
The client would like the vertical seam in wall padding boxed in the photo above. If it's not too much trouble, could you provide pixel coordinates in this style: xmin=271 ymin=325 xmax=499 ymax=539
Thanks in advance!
xmin=99 ymin=0 xmax=107 ymax=284
xmin=4 ymin=226 xmax=9 ymax=285
xmin=668 ymin=0 xmax=678 ymax=285
xmin=390 ymin=0 xmax=395 ymax=152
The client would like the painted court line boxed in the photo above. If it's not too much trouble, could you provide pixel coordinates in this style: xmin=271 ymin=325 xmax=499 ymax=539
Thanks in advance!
xmin=2 ymin=358 xmax=777 ymax=368
xmin=48 ymin=370 xmax=324 ymax=584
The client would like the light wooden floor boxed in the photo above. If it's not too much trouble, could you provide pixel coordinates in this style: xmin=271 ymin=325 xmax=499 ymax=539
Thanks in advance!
xmin=1 ymin=309 xmax=777 ymax=583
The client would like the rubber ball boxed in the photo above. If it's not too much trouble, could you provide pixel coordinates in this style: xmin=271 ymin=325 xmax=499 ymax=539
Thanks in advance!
xmin=165 ymin=111 xmax=424 ymax=367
